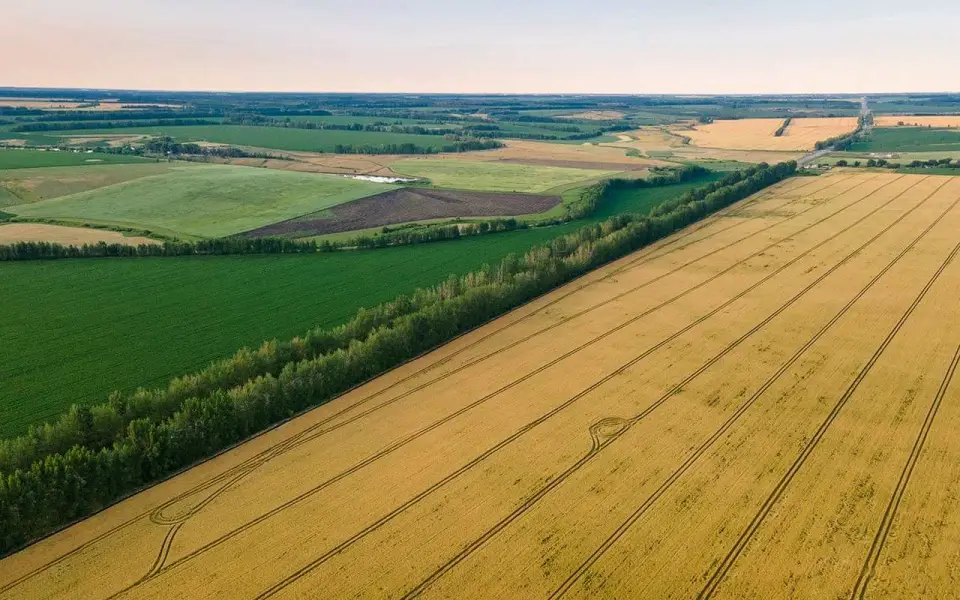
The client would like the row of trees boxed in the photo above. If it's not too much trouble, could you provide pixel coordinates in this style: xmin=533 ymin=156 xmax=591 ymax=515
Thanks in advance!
xmin=331 ymin=137 xmax=503 ymax=155
xmin=0 ymin=162 xmax=796 ymax=555
xmin=814 ymin=113 xmax=873 ymax=151
xmin=12 ymin=118 xmax=214 ymax=132
xmin=26 ymin=110 xmax=220 ymax=123
xmin=774 ymin=117 xmax=793 ymax=137
xmin=0 ymin=236 xmax=319 ymax=262
xmin=836 ymin=157 xmax=959 ymax=170
xmin=142 ymin=137 xmax=285 ymax=159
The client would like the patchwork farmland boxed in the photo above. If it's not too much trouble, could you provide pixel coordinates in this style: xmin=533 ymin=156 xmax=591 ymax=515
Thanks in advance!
xmin=683 ymin=117 xmax=859 ymax=152
xmin=5 ymin=171 xmax=960 ymax=599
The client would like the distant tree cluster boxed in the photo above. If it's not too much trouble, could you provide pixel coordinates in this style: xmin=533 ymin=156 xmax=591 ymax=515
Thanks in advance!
xmin=142 ymin=136 xmax=283 ymax=159
xmin=12 ymin=118 xmax=213 ymax=132
xmin=774 ymin=117 xmax=793 ymax=137
xmin=814 ymin=113 xmax=872 ymax=151
xmin=0 ymin=161 xmax=796 ymax=556
xmin=332 ymin=137 xmax=502 ymax=155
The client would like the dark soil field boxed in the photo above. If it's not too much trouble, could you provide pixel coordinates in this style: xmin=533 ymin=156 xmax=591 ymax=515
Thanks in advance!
xmin=245 ymin=187 xmax=560 ymax=237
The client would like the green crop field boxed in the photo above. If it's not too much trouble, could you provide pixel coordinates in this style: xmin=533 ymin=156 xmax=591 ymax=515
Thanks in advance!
xmin=0 ymin=173 xmax=713 ymax=437
xmin=590 ymin=172 xmax=725 ymax=221
xmin=0 ymin=149 xmax=149 ymax=169
xmin=8 ymin=164 xmax=391 ymax=237
xmin=392 ymin=158 xmax=617 ymax=193
xmin=277 ymin=115 xmax=440 ymax=126
xmin=47 ymin=124 xmax=456 ymax=152
xmin=848 ymin=127 xmax=960 ymax=152
xmin=0 ymin=163 xmax=178 ymax=206
xmin=0 ymin=224 xmax=590 ymax=437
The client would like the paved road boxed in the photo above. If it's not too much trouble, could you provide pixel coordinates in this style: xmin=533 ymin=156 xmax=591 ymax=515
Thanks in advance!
xmin=798 ymin=97 xmax=870 ymax=167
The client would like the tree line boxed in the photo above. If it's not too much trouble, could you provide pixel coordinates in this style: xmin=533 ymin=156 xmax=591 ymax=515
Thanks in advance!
xmin=12 ymin=118 xmax=215 ymax=132
xmin=142 ymin=137 xmax=286 ymax=160
xmin=0 ymin=236 xmax=319 ymax=262
xmin=332 ymin=138 xmax=503 ymax=155
xmin=24 ymin=110 xmax=221 ymax=123
xmin=814 ymin=113 xmax=873 ymax=151
xmin=774 ymin=117 xmax=793 ymax=137
xmin=0 ymin=161 xmax=797 ymax=555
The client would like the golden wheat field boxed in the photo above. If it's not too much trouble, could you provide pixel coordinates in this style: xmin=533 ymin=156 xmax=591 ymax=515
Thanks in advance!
xmin=602 ymin=127 xmax=806 ymax=164
xmin=3 ymin=171 xmax=960 ymax=600
xmin=683 ymin=117 xmax=859 ymax=151
xmin=875 ymin=115 xmax=960 ymax=128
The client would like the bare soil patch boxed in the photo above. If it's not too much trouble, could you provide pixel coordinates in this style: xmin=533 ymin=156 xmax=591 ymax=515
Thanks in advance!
xmin=245 ymin=188 xmax=559 ymax=237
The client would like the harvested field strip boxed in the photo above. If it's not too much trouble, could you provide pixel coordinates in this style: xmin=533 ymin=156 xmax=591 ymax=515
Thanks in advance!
xmin=243 ymin=188 xmax=560 ymax=238
xmin=11 ymin=174 xmax=960 ymax=600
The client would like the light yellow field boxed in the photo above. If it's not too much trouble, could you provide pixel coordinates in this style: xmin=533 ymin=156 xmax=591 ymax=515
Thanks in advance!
xmin=875 ymin=115 xmax=960 ymax=128
xmin=603 ymin=126 xmax=806 ymax=164
xmin=683 ymin=117 xmax=859 ymax=151
xmin=4 ymin=172 xmax=960 ymax=600
xmin=0 ymin=223 xmax=159 ymax=246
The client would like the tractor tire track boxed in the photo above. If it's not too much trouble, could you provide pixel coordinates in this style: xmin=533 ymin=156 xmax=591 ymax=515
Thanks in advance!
xmin=551 ymin=181 xmax=958 ymax=599
xmin=400 ymin=178 xmax=950 ymax=600
xmin=0 ymin=173 xmax=845 ymax=595
xmin=698 ymin=212 xmax=960 ymax=599
xmin=125 ymin=175 xmax=883 ymax=589
xmin=240 ymin=178 xmax=918 ymax=600
xmin=848 ymin=343 xmax=960 ymax=600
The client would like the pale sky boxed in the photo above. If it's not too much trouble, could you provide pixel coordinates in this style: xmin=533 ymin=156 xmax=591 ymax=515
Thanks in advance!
xmin=2 ymin=0 xmax=958 ymax=94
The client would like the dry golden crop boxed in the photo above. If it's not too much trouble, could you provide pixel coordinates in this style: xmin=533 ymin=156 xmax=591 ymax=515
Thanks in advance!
xmin=683 ymin=117 xmax=859 ymax=151
xmin=0 ymin=223 xmax=158 ymax=246
xmin=3 ymin=172 xmax=960 ymax=600
xmin=602 ymin=127 xmax=806 ymax=164
xmin=875 ymin=115 xmax=960 ymax=128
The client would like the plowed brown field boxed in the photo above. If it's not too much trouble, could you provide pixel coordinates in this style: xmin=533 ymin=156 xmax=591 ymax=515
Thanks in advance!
xmin=4 ymin=172 xmax=960 ymax=600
